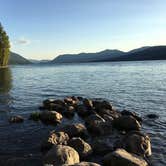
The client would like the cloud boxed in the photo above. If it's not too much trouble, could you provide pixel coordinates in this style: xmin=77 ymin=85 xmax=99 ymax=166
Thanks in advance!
xmin=15 ymin=37 xmax=31 ymax=45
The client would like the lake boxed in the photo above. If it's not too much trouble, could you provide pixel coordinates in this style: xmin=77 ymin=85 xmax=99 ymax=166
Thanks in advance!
xmin=0 ymin=61 xmax=166 ymax=165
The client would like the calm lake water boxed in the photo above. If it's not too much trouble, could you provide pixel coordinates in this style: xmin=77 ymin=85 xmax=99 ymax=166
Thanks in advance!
xmin=0 ymin=61 xmax=166 ymax=165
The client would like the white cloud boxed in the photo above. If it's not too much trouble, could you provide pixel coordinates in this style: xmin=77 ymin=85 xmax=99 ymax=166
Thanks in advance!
xmin=15 ymin=37 xmax=31 ymax=45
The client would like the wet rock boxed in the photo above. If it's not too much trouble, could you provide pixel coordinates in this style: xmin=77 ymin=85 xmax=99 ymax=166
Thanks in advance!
xmin=40 ymin=111 xmax=63 ymax=125
xmin=92 ymin=137 xmax=114 ymax=155
xmin=103 ymin=148 xmax=148 ymax=166
xmin=93 ymin=100 xmax=112 ymax=111
xmin=122 ymin=131 xmax=152 ymax=157
xmin=146 ymin=113 xmax=159 ymax=119
xmin=121 ymin=110 xmax=142 ymax=122
xmin=9 ymin=115 xmax=24 ymax=123
xmin=64 ymin=97 xmax=77 ymax=106
xmin=83 ymin=98 xmax=93 ymax=110
xmin=29 ymin=112 xmax=41 ymax=121
xmin=102 ymin=114 xmax=114 ymax=122
xmin=44 ymin=145 xmax=80 ymax=165
xmin=63 ymin=105 xmax=75 ymax=118
xmin=60 ymin=123 xmax=88 ymax=138
xmin=98 ymin=109 xmax=120 ymax=120
xmin=113 ymin=115 xmax=141 ymax=131
xmin=85 ymin=114 xmax=112 ymax=135
xmin=72 ymin=162 xmax=101 ymax=166
xmin=68 ymin=137 xmax=93 ymax=159
xmin=76 ymin=105 xmax=94 ymax=118
xmin=41 ymin=131 xmax=69 ymax=152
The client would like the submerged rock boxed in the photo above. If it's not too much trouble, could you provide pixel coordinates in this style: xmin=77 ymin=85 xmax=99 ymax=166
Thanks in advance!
xmin=44 ymin=145 xmax=80 ymax=165
xmin=146 ymin=113 xmax=159 ymax=119
xmin=113 ymin=115 xmax=141 ymax=131
xmin=68 ymin=137 xmax=93 ymax=159
xmin=29 ymin=112 xmax=41 ymax=121
xmin=122 ymin=131 xmax=152 ymax=157
xmin=103 ymin=148 xmax=148 ymax=166
xmin=9 ymin=115 xmax=24 ymax=123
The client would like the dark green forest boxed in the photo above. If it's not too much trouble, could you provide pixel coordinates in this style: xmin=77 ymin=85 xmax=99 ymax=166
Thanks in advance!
xmin=0 ymin=23 xmax=10 ymax=67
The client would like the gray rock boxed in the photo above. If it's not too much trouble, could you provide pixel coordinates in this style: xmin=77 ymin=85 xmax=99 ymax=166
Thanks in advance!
xmin=68 ymin=137 xmax=93 ymax=159
xmin=44 ymin=145 xmax=80 ymax=166
xmin=103 ymin=148 xmax=148 ymax=166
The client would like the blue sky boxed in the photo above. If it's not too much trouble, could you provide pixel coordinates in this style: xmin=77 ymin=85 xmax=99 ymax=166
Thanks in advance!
xmin=0 ymin=0 xmax=166 ymax=60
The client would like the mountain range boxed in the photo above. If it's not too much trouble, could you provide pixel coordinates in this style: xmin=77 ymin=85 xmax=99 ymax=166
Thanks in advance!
xmin=9 ymin=46 xmax=166 ymax=65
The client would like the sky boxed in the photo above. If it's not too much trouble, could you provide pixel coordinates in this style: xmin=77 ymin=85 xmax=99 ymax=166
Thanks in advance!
xmin=0 ymin=0 xmax=166 ymax=60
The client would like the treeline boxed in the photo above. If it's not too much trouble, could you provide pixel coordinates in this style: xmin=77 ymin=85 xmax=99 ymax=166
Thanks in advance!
xmin=0 ymin=23 xmax=10 ymax=67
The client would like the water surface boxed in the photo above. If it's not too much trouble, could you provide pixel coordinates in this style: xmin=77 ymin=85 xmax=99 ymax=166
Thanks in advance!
xmin=0 ymin=61 xmax=166 ymax=165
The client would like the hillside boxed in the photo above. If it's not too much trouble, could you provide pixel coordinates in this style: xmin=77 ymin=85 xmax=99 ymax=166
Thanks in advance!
xmin=51 ymin=49 xmax=125 ymax=63
xmin=9 ymin=52 xmax=31 ymax=65
xmin=51 ymin=46 xmax=166 ymax=63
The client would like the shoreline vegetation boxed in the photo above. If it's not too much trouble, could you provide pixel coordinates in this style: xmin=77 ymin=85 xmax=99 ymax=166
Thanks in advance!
xmin=7 ymin=96 xmax=157 ymax=166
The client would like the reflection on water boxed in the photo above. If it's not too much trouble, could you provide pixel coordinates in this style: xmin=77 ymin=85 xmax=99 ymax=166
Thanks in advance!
xmin=0 ymin=67 xmax=12 ymax=112
xmin=0 ymin=67 xmax=12 ymax=93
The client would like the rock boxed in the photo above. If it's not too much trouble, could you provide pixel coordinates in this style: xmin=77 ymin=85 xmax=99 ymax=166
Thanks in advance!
xmin=29 ymin=112 xmax=41 ymax=121
xmin=85 ymin=114 xmax=112 ymax=135
xmin=64 ymin=97 xmax=77 ymax=106
xmin=146 ymin=113 xmax=159 ymax=119
xmin=76 ymin=105 xmax=94 ymax=118
xmin=41 ymin=131 xmax=69 ymax=152
xmin=92 ymin=137 xmax=114 ymax=155
xmin=60 ymin=123 xmax=88 ymax=138
xmin=98 ymin=109 xmax=120 ymax=120
xmin=122 ymin=131 xmax=152 ymax=157
xmin=63 ymin=105 xmax=75 ymax=118
xmin=93 ymin=100 xmax=112 ymax=111
xmin=102 ymin=114 xmax=114 ymax=122
xmin=83 ymin=98 xmax=93 ymax=110
xmin=68 ymin=137 xmax=93 ymax=159
xmin=121 ymin=110 xmax=142 ymax=122
xmin=9 ymin=115 xmax=24 ymax=123
xmin=72 ymin=162 xmax=101 ymax=166
xmin=44 ymin=145 xmax=80 ymax=165
xmin=113 ymin=115 xmax=141 ymax=131
xmin=103 ymin=149 xmax=148 ymax=166
xmin=40 ymin=111 xmax=63 ymax=125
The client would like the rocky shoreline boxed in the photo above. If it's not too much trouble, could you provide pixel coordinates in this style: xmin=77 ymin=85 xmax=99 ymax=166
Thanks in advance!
xmin=8 ymin=96 xmax=154 ymax=166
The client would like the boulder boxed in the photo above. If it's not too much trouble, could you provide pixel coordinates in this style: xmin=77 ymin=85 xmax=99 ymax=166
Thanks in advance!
xmin=64 ymin=97 xmax=78 ymax=106
xmin=68 ymin=137 xmax=93 ymax=159
xmin=85 ymin=114 xmax=112 ymax=135
xmin=40 ymin=111 xmax=63 ymax=125
xmin=76 ymin=105 xmax=94 ymax=118
xmin=44 ymin=145 xmax=80 ymax=165
xmin=93 ymin=100 xmax=112 ymax=111
xmin=83 ymin=98 xmax=93 ymax=110
xmin=113 ymin=115 xmax=141 ymax=131
xmin=92 ymin=137 xmax=114 ymax=155
xmin=41 ymin=131 xmax=69 ymax=152
xmin=121 ymin=110 xmax=142 ymax=122
xmin=103 ymin=149 xmax=148 ymax=166
xmin=9 ymin=115 xmax=24 ymax=123
xmin=98 ymin=109 xmax=120 ymax=120
xmin=122 ymin=131 xmax=152 ymax=157
xmin=72 ymin=162 xmax=101 ymax=166
xmin=60 ymin=123 xmax=88 ymax=138
xmin=63 ymin=105 xmax=75 ymax=118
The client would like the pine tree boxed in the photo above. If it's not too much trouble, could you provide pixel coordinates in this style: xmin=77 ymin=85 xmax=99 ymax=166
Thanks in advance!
xmin=0 ymin=23 xmax=10 ymax=67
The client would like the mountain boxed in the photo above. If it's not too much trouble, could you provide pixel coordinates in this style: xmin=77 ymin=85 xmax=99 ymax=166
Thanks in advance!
xmin=9 ymin=52 xmax=31 ymax=65
xmin=111 ymin=46 xmax=166 ymax=61
xmin=51 ymin=49 xmax=125 ymax=63
xmin=51 ymin=46 xmax=166 ymax=63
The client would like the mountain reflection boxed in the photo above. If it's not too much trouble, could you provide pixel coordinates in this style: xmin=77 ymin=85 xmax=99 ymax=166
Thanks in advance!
xmin=0 ymin=68 xmax=12 ymax=93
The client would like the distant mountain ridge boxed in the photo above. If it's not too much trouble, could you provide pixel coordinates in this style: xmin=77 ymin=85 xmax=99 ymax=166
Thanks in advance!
xmin=51 ymin=46 xmax=166 ymax=63
xmin=9 ymin=52 xmax=31 ymax=65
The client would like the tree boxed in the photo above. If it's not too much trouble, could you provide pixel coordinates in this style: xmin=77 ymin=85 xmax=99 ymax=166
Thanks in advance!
xmin=0 ymin=23 xmax=10 ymax=67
